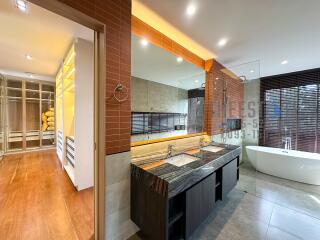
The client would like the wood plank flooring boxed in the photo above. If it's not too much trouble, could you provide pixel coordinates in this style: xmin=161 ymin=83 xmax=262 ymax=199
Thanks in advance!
xmin=0 ymin=150 xmax=94 ymax=240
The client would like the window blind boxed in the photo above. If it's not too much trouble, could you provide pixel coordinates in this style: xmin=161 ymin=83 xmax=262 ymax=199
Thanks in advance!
xmin=260 ymin=69 xmax=320 ymax=153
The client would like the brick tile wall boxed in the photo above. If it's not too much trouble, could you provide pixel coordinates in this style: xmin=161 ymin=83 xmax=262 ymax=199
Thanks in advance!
xmin=205 ymin=59 xmax=244 ymax=135
xmin=57 ymin=0 xmax=132 ymax=155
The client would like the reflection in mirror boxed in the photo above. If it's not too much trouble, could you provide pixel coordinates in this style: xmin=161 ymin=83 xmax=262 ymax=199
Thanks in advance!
xmin=131 ymin=35 xmax=206 ymax=143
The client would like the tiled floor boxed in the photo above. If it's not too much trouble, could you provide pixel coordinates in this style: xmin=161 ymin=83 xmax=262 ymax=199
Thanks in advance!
xmin=129 ymin=161 xmax=320 ymax=240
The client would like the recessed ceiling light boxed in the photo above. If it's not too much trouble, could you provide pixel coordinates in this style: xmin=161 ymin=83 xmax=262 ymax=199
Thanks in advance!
xmin=16 ymin=0 xmax=27 ymax=12
xmin=186 ymin=4 xmax=196 ymax=16
xmin=177 ymin=57 xmax=183 ymax=63
xmin=195 ymin=80 xmax=199 ymax=83
xmin=250 ymin=70 xmax=255 ymax=73
xmin=25 ymin=54 xmax=32 ymax=60
xmin=215 ymin=77 xmax=219 ymax=80
xmin=281 ymin=60 xmax=288 ymax=65
xmin=218 ymin=38 xmax=228 ymax=47
xmin=140 ymin=38 xmax=149 ymax=47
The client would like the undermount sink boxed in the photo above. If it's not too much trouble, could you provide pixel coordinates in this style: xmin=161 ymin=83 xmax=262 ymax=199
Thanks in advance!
xmin=166 ymin=154 xmax=199 ymax=167
xmin=201 ymin=146 xmax=224 ymax=153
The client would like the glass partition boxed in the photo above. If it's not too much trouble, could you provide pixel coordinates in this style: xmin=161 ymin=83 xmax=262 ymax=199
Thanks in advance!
xmin=26 ymin=82 xmax=40 ymax=149
xmin=7 ymin=79 xmax=23 ymax=151
xmin=131 ymin=35 xmax=205 ymax=143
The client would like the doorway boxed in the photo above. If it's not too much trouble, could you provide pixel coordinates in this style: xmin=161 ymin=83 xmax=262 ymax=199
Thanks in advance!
xmin=0 ymin=0 xmax=104 ymax=239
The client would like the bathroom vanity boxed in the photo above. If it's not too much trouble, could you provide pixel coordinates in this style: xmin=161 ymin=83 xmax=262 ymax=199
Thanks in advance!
xmin=131 ymin=143 xmax=241 ymax=240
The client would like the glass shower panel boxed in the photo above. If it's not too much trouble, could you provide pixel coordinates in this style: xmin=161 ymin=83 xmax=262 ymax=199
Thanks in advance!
xmin=219 ymin=60 xmax=261 ymax=199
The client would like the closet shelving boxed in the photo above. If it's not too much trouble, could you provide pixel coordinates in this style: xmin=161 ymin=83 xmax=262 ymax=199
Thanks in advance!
xmin=55 ymin=38 xmax=94 ymax=191
xmin=4 ymin=78 xmax=55 ymax=152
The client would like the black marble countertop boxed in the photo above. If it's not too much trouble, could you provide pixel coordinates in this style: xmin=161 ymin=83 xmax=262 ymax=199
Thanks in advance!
xmin=131 ymin=143 xmax=241 ymax=198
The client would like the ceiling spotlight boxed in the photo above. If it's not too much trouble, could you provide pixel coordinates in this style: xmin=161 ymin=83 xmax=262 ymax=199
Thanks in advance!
xmin=250 ymin=70 xmax=255 ymax=73
xmin=218 ymin=38 xmax=228 ymax=47
xmin=177 ymin=57 xmax=183 ymax=63
xmin=186 ymin=4 xmax=196 ymax=16
xmin=194 ymin=80 xmax=199 ymax=83
xmin=16 ymin=0 xmax=27 ymax=12
xmin=140 ymin=38 xmax=149 ymax=47
xmin=25 ymin=54 xmax=32 ymax=60
xmin=215 ymin=77 xmax=219 ymax=80
xmin=281 ymin=60 xmax=288 ymax=65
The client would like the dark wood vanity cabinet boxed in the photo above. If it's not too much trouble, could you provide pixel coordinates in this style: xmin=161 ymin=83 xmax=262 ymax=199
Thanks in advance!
xmin=186 ymin=173 xmax=216 ymax=238
xmin=222 ymin=158 xmax=238 ymax=200
xmin=131 ymin=156 xmax=240 ymax=240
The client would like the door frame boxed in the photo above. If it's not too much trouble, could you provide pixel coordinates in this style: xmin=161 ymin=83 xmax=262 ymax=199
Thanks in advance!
xmin=26 ymin=1 xmax=106 ymax=239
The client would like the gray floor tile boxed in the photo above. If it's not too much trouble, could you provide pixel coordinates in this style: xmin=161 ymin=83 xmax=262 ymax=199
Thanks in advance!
xmin=266 ymin=226 xmax=302 ymax=240
xmin=270 ymin=205 xmax=320 ymax=240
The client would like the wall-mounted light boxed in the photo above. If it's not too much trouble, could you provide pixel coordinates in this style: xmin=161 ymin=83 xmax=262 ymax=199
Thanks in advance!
xmin=281 ymin=60 xmax=288 ymax=65
xmin=194 ymin=80 xmax=199 ymax=83
xmin=250 ymin=70 xmax=255 ymax=73
xmin=16 ymin=0 xmax=27 ymax=12
xmin=25 ymin=54 xmax=32 ymax=60
xmin=140 ymin=38 xmax=149 ymax=47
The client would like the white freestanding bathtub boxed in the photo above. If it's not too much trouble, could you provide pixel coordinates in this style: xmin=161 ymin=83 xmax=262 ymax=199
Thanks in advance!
xmin=246 ymin=146 xmax=320 ymax=185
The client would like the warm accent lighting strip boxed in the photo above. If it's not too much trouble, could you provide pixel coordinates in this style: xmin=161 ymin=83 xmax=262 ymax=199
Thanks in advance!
xmin=65 ymin=83 xmax=74 ymax=92
xmin=132 ymin=0 xmax=215 ymax=60
xmin=65 ymin=51 xmax=75 ymax=66
xmin=65 ymin=68 xmax=75 ymax=79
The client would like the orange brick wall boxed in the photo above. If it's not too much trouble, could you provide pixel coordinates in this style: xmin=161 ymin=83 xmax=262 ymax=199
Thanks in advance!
xmin=56 ymin=0 xmax=132 ymax=155
xmin=205 ymin=59 xmax=244 ymax=135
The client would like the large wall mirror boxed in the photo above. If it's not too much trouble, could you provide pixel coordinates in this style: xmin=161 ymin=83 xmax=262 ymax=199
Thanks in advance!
xmin=131 ymin=35 xmax=206 ymax=144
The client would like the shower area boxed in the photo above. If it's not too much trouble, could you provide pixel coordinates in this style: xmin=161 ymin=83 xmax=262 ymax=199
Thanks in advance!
xmin=0 ymin=74 xmax=55 ymax=157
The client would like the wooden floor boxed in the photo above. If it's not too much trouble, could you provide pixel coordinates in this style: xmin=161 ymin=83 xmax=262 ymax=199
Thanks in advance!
xmin=0 ymin=150 xmax=94 ymax=240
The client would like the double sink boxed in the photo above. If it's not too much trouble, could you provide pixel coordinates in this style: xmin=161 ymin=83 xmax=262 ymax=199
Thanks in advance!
xmin=166 ymin=145 xmax=224 ymax=167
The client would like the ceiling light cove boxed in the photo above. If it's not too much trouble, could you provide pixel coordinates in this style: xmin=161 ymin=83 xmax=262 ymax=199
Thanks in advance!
xmin=16 ymin=0 xmax=27 ymax=12
xmin=186 ymin=4 xmax=196 ymax=16
xmin=177 ymin=57 xmax=183 ymax=63
xmin=218 ymin=38 xmax=228 ymax=47
xmin=140 ymin=38 xmax=149 ymax=47
xmin=281 ymin=60 xmax=288 ymax=65
xmin=25 ymin=54 xmax=33 ymax=60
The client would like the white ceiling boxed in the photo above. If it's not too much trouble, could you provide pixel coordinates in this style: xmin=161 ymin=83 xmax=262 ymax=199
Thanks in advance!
xmin=138 ymin=0 xmax=320 ymax=78
xmin=0 ymin=0 xmax=94 ymax=81
xmin=132 ymin=35 xmax=205 ymax=90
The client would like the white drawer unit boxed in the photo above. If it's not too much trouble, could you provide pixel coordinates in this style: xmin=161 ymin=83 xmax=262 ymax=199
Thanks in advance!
xmin=66 ymin=136 xmax=75 ymax=167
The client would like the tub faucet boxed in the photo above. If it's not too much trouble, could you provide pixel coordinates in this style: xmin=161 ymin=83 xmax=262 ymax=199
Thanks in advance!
xmin=282 ymin=137 xmax=292 ymax=150
xmin=167 ymin=144 xmax=174 ymax=158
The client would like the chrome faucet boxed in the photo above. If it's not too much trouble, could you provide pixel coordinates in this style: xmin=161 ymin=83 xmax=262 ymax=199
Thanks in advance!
xmin=167 ymin=144 xmax=174 ymax=158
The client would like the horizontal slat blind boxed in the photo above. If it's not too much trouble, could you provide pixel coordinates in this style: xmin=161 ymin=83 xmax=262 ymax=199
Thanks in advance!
xmin=260 ymin=69 xmax=320 ymax=153
xmin=131 ymin=112 xmax=187 ymax=135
